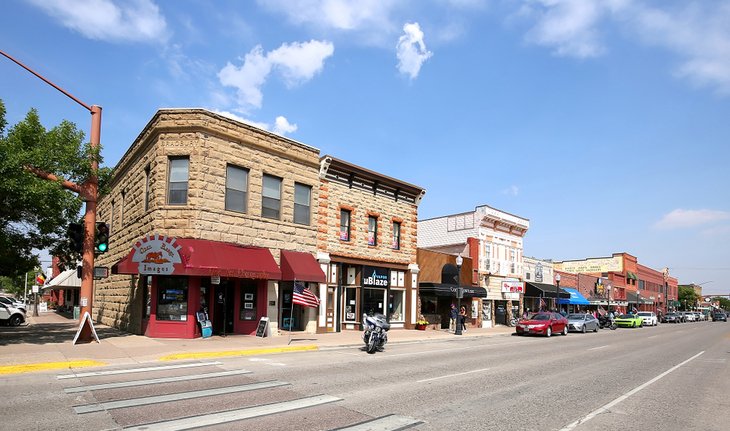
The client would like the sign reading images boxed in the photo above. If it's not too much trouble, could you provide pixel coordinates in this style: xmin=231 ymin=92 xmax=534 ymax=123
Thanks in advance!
xmin=362 ymin=266 xmax=390 ymax=287
xmin=132 ymin=234 xmax=183 ymax=275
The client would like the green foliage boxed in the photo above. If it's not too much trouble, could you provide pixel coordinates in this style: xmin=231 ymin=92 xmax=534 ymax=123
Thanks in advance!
xmin=678 ymin=285 xmax=700 ymax=310
xmin=0 ymin=98 xmax=106 ymax=277
xmin=713 ymin=297 xmax=730 ymax=310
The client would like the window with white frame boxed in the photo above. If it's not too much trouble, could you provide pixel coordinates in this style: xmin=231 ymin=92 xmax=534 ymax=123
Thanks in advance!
xmin=167 ymin=157 xmax=189 ymax=205
xmin=368 ymin=216 xmax=378 ymax=246
xmin=294 ymin=183 xmax=311 ymax=225
xmin=262 ymin=174 xmax=282 ymax=219
xmin=225 ymin=165 xmax=249 ymax=213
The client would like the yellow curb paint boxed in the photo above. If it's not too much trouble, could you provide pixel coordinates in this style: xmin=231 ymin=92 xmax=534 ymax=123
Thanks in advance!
xmin=159 ymin=345 xmax=319 ymax=361
xmin=0 ymin=360 xmax=106 ymax=375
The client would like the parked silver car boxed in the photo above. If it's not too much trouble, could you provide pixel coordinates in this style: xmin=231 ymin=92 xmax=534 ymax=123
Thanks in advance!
xmin=566 ymin=313 xmax=599 ymax=333
xmin=0 ymin=295 xmax=26 ymax=314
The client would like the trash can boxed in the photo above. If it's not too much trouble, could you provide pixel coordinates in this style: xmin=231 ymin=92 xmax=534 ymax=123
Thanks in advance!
xmin=73 ymin=306 xmax=80 ymax=320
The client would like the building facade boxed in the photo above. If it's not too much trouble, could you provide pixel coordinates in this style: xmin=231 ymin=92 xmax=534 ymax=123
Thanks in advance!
xmin=316 ymin=156 xmax=425 ymax=331
xmin=96 ymin=109 xmax=327 ymax=338
xmin=418 ymin=204 xmax=529 ymax=327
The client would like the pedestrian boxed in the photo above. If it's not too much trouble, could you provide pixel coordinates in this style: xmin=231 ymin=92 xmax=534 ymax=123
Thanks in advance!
xmin=449 ymin=304 xmax=458 ymax=332
xmin=459 ymin=306 xmax=467 ymax=331
xmin=523 ymin=308 xmax=529 ymax=320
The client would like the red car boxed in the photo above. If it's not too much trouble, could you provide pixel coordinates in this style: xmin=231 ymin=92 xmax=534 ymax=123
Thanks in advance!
xmin=515 ymin=312 xmax=569 ymax=337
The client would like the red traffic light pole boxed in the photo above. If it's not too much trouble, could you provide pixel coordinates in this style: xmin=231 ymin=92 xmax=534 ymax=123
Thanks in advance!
xmin=1 ymin=49 xmax=101 ymax=343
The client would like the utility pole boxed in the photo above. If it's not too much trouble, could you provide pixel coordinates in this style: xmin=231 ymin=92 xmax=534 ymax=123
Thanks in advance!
xmin=1 ymin=49 xmax=101 ymax=343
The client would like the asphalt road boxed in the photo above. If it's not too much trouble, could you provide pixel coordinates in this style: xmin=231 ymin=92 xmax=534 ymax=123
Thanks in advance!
xmin=3 ymin=321 xmax=728 ymax=430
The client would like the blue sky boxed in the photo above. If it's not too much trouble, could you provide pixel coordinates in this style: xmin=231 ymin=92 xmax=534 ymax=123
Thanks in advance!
xmin=1 ymin=0 xmax=729 ymax=295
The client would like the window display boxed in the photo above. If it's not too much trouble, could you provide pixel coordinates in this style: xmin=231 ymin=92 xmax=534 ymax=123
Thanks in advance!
xmin=156 ymin=277 xmax=188 ymax=321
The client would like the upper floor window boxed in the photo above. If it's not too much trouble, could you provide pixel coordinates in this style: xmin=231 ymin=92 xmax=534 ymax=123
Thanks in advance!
xmin=225 ymin=165 xmax=249 ymax=213
xmin=262 ymin=174 xmax=282 ymax=219
xmin=392 ymin=221 xmax=401 ymax=250
xmin=167 ymin=157 xmax=189 ymax=205
xmin=368 ymin=216 xmax=378 ymax=246
xmin=340 ymin=210 xmax=351 ymax=241
xmin=294 ymin=183 xmax=311 ymax=225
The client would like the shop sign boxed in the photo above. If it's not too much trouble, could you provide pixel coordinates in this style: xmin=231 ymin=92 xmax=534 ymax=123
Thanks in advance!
xmin=501 ymin=280 xmax=524 ymax=293
xmin=131 ymin=234 xmax=183 ymax=275
xmin=535 ymin=263 xmax=543 ymax=282
xmin=363 ymin=266 xmax=390 ymax=287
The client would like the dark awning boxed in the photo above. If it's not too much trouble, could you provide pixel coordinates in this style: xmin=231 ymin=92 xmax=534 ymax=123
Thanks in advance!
xmin=525 ymin=282 xmax=571 ymax=299
xmin=626 ymin=291 xmax=639 ymax=303
xmin=113 ymin=237 xmax=281 ymax=279
xmin=280 ymin=250 xmax=326 ymax=283
xmin=419 ymin=283 xmax=488 ymax=298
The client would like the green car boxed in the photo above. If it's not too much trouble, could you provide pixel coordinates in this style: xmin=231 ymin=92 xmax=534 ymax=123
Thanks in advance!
xmin=615 ymin=313 xmax=643 ymax=328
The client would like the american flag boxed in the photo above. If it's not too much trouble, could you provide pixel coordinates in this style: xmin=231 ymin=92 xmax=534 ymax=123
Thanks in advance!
xmin=539 ymin=297 xmax=547 ymax=310
xmin=293 ymin=282 xmax=320 ymax=308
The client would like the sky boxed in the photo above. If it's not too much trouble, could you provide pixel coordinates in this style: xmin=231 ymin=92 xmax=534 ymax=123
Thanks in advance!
xmin=1 ymin=0 xmax=729 ymax=295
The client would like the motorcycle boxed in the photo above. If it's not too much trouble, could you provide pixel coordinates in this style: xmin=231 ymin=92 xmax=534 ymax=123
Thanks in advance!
xmin=598 ymin=315 xmax=617 ymax=330
xmin=362 ymin=313 xmax=390 ymax=354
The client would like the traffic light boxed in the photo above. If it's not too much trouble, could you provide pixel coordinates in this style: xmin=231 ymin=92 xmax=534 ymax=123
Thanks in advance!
xmin=67 ymin=222 xmax=84 ymax=253
xmin=95 ymin=222 xmax=109 ymax=253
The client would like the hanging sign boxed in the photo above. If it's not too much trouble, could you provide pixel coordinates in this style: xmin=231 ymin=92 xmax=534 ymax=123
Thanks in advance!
xmin=501 ymin=280 xmax=524 ymax=293
xmin=131 ymin=234 xmax=183 ymax=275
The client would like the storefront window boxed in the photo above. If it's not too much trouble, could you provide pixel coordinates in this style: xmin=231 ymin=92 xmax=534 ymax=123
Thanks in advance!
xmin=156 ymin=277 xmax=188 ymax=321
xmin=239 ymin=281 xmax=257 ymax=321
xmin=344 ymin=287 xmax=357 ymax=321
xmin=389 ymin=289 xmax=405 ymax=322
xmin=142 ymin=276 xmax=151 ymax=318
xmin=363 ymin=287 xmax=385 ymax=316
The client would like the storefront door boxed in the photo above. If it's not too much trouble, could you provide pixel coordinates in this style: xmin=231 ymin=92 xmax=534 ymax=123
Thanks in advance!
xmin=363 ymin=287 xmax=386 ymax=316
xmin=213 ymin=281 xmax=234 ymax=335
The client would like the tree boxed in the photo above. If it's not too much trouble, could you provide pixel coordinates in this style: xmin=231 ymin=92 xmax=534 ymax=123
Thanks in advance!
xmin=678 ymin=285 xmax=700 ymax=310
xmin=0 ymin=99 xmax=111 ymax=277
xmin=712 ymin=297 xmax=730 ymax=310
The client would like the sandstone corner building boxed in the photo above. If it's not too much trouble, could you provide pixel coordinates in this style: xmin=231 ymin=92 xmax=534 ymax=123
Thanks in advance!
xmin=93 ymin=109 xmax=424 ymax=339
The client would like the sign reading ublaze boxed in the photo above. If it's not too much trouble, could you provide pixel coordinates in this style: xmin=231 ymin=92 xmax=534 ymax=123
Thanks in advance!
xmin=362 ymin=266 xmax=390 ymax=287
xmin=131 ymin=234 xmax=183 ymax=275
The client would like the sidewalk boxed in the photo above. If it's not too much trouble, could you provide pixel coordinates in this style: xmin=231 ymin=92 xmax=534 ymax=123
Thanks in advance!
xmin=0 ymin=312 xmax=514 ymax=373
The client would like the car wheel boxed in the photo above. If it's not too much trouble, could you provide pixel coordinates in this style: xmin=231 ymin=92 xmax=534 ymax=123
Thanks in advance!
xmin=563 ymin=326 xmax=568 ymax=336
xmin=9 ymin=315 xmax=22 ymax=327
xmin=632 ymin=322 xmax=636 ymax=328
xmin=546 ymin=327 xmax=552 ymax=337
xmin=582 ymin=325 xmax=586 ymax=333
xmin=594 ymin=324 xmax=598 ymax=332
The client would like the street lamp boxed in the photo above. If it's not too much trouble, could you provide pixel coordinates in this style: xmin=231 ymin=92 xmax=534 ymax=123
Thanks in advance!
xmin=455 ymin=254 xmax=463 ymax=335
xmin=555 ymin=273 xmax=561 ymax=312
xmin=606 ymin=285 xmax=611 ymax=316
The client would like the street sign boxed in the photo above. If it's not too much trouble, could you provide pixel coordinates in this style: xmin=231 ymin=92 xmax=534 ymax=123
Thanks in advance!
xmin=456 ymin=287 xmax=464 ymax=299
xmin=93 ymin=266 xmax=109 ymax=279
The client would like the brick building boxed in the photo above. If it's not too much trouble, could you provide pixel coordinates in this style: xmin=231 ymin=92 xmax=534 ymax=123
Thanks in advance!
xmin=316 ymin=156 xmax=425 ymax=331
xmin=418 ymin=204 xmax=529 ymax=327
xmin=97 ymin=109 xmax=327 ymax=338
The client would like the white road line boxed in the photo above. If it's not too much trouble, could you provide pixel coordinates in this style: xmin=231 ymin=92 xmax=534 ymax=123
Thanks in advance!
xmin=647 ymin=335 xmax=659 ymax=339
xmin=416 ymin=368 xmax=491 ymax=383
xmin=588 ymin=345 xmax=609 ymax=351
xmin=560 ymin=351 xmax=705 ymax=431
xmin=74 ymin=380 xmax=289 ymax=414
xmin=57 ymin=361 xmax=222 ymax=379
xmin=64 ymin=369 xmax=252 ymax=393
xmin=332 ymin=414 xmax=424 ymax=430
xmin=121 ymin=394 xmax=342 ymax=431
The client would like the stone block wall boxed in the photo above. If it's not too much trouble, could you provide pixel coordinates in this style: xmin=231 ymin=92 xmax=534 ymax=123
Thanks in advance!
xmin=318 ymin=178 xmax=419 ymax=265
xmin=93 ymin=109 xmax=322 ymax=332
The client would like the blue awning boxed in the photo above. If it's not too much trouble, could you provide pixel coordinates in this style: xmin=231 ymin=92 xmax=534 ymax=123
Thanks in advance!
xmin=557 ymin=288 xmax=590 ymax=305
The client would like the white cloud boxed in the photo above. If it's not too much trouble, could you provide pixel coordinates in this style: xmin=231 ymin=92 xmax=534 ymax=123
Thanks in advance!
xmin=273 ymin=116 xmax=298 ymax=135
xmin=258 ymin=0 xmax=396 ymax=32
xmin=27 ymin=0 xmax=168 ymax=43
xmin=521 ymin=0 xmax=627 ymax=58
xmin=654 ymin=209 xmax=730 ymax=230
xmin=218 ymin=40 xmax=334 ymax=111
xmin=396 ymin=22 xmax=433 ymax=79
xmin=501 ymin=185 xmax=520 ymax=196
xmin=213 ymin=111 xmax=298 ymax=136
xmin=631 ymin=3 xmax=730 ymax=95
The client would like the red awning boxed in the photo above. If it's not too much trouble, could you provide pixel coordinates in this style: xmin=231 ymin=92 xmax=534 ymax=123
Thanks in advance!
xmin=280 ymin=250 xmax=326 ymax=283
xmin=113 ymin=237 xmax=281 ymax=280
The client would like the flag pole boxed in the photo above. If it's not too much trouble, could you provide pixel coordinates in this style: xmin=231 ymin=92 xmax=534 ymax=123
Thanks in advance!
xmin=288 ymin=280 xmax=296 ymax=345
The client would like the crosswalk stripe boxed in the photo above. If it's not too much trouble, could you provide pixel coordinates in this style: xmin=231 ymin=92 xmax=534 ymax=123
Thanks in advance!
xmin=330 ymin=414 xmax=424 ymax=431
xmin=57 ymin=361 xmax=222 ymax=379
xmin=122 ymin=394 xmax=342 ymax=431
xmin=74 ymin=380 xmax=289 ymax=414
xmin=64 ymin=369 xmax=252 ymax=393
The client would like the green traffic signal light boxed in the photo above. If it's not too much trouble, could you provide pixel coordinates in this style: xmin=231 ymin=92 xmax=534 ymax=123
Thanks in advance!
xmin=95 ymin=222 xmax=109 ymax=253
